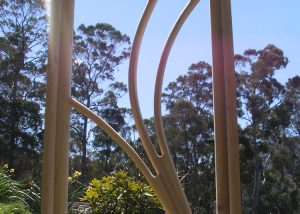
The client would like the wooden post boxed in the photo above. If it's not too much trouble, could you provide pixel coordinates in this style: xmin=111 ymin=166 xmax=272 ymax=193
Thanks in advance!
xmin=210 ymin=0 xmax=241 ymax=213
xmin=41 ymin=0 xmax=62 ymax=212
xmin=41 ymin=0 xmax=74 ymax=213
xmin=221 ymin=1 xmax=241 ymax=213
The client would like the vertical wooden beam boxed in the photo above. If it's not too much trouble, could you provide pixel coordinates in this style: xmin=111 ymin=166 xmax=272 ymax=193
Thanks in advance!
xmin=210 ymin=0 xmax=241 ymax=213
xmin=221 ymin=0 xmax=241 ymax=214
xmin=41 ymin=0 xmax=74 ymax=213
xmin=221 ymin=1 xmax=241 ymax=213
xmin=41 ymin=0 xmax=62 ymax=213
xmin=53 ymin=0 xmax=74 ymax=213
xmin=210 ymin=0 xmax=230 ymax=211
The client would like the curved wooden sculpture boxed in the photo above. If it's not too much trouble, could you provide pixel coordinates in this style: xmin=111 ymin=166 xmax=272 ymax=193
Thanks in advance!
xmin=72 ymin=1 xmax=199 ymax=213
xmin=41 ymin=0 xmax=241 ymax=213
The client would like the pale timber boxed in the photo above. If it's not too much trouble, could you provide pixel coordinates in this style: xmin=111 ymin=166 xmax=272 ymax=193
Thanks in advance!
xmin=41 ymin=0 xmax=74 ymax=213
xmin=210 ymin=0 xmax=241 ymax=213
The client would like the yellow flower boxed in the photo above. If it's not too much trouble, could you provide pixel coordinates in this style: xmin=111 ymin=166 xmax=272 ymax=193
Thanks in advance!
xmin=3 ymin=164 xmax=8 ymax=169
xmin=73 ymin=171 xmax=81 ymax=178
xmin=9 ymin=168 xmax=14 ymax=173
xmin=68 ymin=177 xmax=72 ymax=182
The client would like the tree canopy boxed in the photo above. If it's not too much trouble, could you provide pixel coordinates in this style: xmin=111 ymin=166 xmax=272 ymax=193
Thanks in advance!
xmin=0 ymin=0 xmax=47 ymax=178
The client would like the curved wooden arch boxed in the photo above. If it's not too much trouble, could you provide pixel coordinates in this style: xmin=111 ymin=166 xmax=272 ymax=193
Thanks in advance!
xmin=41 ymin=0 xmax=241 ymax=213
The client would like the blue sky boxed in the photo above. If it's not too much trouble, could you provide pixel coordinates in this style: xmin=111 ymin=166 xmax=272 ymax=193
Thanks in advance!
xmin=74 ymin=0 xmax=299 ymax=118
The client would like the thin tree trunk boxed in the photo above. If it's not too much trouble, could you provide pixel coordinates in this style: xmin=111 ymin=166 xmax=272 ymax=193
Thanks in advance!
xmin=9 ymin=121 xmax=16 ymax=168
xmin=9 ymin=74 xmax=18 ymax=168
xmin=252 ymin=157 xmax=261 ymax=214
xmin=81 ymin=116 xmax=88 ymax=182
xmin=81 ymin=97 xmax=91 ymax=182
xmin=251 ymin=122 xmax=261 ymax=214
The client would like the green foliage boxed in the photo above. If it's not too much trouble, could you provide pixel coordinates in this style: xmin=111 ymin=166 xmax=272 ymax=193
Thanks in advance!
xmin=235 ymin=45 xmax=299 ymax=213
xmin=83 ymin=171 xmax=162 ymax=214
xmin=0 ymin=165 xmax=42 ymax=213
xmin=0 ymin=166 xmax=35 ymax=213
xmin=23 ymin=180 xmax=41 ymax=214
xmin=0 ymin=0 xmax=47 ymax=177
xmin=0 ymin=202 xmax=32 ymax=214
xmin=162 ymin=61 xmax=215 ymax=213
xmin=0 ymin=166 xmax=25 ymax=204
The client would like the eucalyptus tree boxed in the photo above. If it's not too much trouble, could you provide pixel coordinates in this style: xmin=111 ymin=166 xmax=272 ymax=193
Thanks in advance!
xmin=71 ymin=23 xmax=130 ymax=181
xmin=284 ymin=76 xmax=300 ymax=137
xmin=259 ymin=76 xmax=300 ymax=213
xmin=234 ymin=44 xmax=300 ymax=213
xmin=160 ymin=47 xmax=299 ymax=212
xmin=162 ymin=61 xmax=215 ymax=213
xmin=0 ymin=0 xmax=47 ymax=176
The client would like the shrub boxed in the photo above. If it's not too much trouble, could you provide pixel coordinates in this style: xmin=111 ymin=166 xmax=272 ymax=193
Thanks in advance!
xmin=0 ymin=202 xmax=32 ymax=214
xmin=83 ymin=171 xmax=162 ymax=214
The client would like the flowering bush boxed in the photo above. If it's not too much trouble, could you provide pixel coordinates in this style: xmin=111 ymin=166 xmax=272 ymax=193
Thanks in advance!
xmin=83 ymin=171 xmax=162 ymax=214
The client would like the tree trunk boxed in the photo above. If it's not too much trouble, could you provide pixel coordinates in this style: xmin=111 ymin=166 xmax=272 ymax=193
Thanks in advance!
xmin=9 ymin=120 xmax=16 ymax=168
xmin=81 ymin=116 xmax=88 ymax=182
xmin=252 ymin=156 xmax=261 ymax=214
xmin=81 ymin=96 xmax=91 ymax=182
xmin=251 ymin=122 xmax=261 ymax=214
xmin=8 ymin=74 xmax=18 ymax=168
